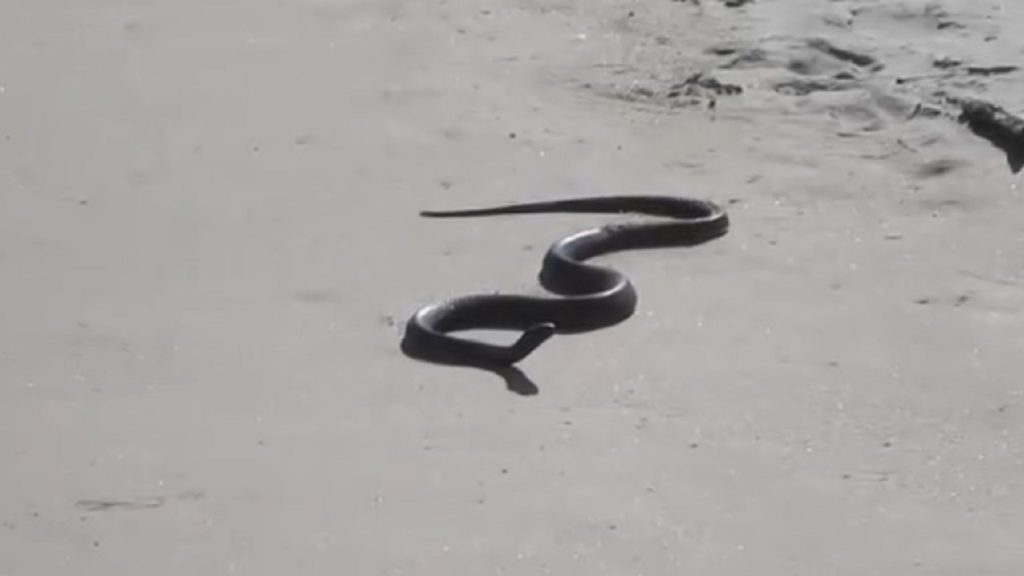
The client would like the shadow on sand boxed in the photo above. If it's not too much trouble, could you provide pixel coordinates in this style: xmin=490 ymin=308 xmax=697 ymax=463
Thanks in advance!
xmin=400 ymin=337 xmax=541 ymax=396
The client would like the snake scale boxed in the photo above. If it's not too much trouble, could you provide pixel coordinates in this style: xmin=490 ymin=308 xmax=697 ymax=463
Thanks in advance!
xmin=401 ymin=195 xmax=729 ymax=367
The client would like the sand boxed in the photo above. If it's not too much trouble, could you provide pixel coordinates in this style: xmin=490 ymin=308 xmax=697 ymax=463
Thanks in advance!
xmin=2 ymin=0 xmax=1023 ymax=573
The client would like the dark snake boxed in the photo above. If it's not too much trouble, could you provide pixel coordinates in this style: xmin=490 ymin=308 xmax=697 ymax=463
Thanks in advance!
xmin=401 ymin=195 xmax=729 ymax=368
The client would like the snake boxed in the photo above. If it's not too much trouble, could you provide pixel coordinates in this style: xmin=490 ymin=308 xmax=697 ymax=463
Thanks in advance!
xmin=400 ymin=195 xmax=729 ymax=367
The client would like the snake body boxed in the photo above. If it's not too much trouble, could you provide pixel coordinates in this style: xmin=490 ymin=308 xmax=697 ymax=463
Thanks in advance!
xmin=401 ymin=195 xmax=729 ymax=367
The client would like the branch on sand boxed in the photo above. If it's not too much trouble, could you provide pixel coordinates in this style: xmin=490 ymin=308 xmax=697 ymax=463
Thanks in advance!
xmin=956 ymin=98 xmax=1024 ymax=174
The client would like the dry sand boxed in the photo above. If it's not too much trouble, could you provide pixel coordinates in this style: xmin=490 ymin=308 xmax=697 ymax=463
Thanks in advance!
xmin=2 ymin=0 xmax=1024 ymax=573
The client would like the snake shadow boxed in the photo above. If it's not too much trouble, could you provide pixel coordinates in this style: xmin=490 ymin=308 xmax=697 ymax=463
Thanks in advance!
xmin=400 ymin=337 xmax=541 ymax=396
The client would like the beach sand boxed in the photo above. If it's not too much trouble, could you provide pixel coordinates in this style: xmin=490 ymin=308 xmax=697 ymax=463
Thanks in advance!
xmin=2 ymin=0 xmax=1023 ymax=573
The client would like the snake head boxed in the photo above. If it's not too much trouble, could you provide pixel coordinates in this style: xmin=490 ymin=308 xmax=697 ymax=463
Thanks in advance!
xmin=508 ymin=322 xmax=556 ymax=363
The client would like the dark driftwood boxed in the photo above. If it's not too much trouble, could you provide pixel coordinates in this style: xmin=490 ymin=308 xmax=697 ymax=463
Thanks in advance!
xmin=958 ymin=98 xmax=1024 ymax=173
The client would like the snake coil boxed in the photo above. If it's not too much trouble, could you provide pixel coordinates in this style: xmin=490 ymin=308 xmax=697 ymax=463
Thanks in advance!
xmin=401 ymin=195 xmax=729 ymax=367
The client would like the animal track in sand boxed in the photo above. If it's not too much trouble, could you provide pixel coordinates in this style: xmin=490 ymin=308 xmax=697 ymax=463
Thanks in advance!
xmin=914 ymin=157 xmax=965 ymax=178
